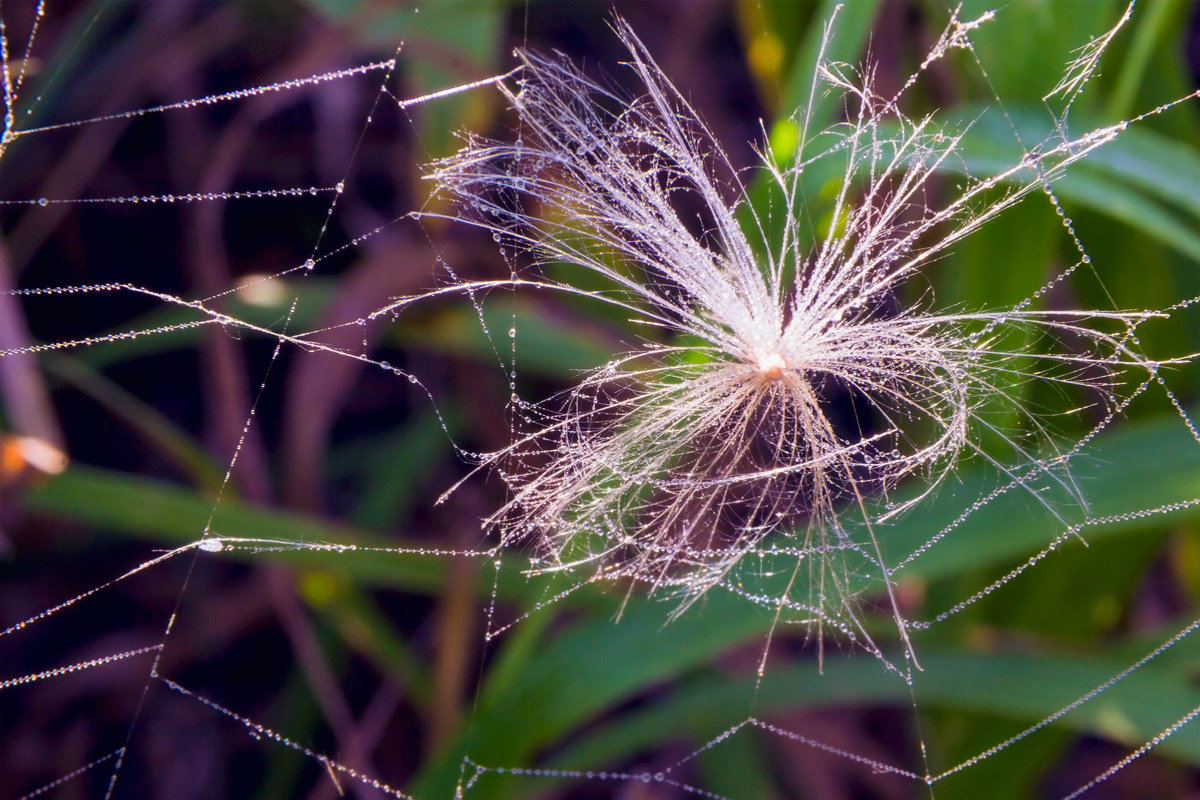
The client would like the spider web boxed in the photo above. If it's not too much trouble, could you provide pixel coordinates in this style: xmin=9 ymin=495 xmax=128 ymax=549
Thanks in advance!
xmin=2 ymin=2 xmax=1200 ymax=799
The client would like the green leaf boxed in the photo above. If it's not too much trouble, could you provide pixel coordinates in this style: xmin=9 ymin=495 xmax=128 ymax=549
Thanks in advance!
xmin=43 ymin=354 xmax=225 ymax=489
xmin=544 ymin=646 xmax=1200 ymax=795
xmin=391 ymin=296 xmax=616 ymax=377
xmin=19 ymin=464 xmax=603 ymax=609
xmin=946 ymin=106 xmax=1200 ymax=264
xmin=779 ymin=0 xmax=881 ymax=142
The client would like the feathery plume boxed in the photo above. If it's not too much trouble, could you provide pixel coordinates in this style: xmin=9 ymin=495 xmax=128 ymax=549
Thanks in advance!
xmin=426 ymin=9 xmax=1159 ymax=663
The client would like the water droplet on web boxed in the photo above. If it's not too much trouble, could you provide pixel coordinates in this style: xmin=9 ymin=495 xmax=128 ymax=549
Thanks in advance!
xmin=334 ymin=181 xmax=345 ymax=194
xmin=303 ymin=258 xmax=315 ymax=271
xmin=379 ymin=360 xmax=390 ymax=371
xmin=36 ymin=197 xmax=47 ymax=207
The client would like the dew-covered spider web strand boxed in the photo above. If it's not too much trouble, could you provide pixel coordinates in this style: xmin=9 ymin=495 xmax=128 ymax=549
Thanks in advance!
xmin=0 ymin=0 xmax=43 ymax=146
xmin=156 ymin=677 xmax=419 ymax=800
xmin=0 ymin=645 xmax=162 ymax=691
xmin=0 ymin=186 xmax=343 ymax=207
xmin=5 ymin=60 xmax=396 ymax=140
xmin=16 ymin=750 xmax=124 ymax=800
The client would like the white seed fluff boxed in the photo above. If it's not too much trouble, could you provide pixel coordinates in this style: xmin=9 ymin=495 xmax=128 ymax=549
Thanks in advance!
xmin=427 ymin=9 xmax=1162 ymax=657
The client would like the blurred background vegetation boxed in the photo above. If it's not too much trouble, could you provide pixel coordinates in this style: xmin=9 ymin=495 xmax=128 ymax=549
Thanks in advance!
xmin=1 ymin=1 xmax=1200 ymax=798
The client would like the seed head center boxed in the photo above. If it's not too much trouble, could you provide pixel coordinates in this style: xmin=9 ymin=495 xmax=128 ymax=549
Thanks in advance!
xmin=756 ymin=351 xmax=787 ymax=381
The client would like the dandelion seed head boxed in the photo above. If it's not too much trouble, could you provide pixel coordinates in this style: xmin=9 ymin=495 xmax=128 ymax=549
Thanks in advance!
xmin=426 ymin=8 xmax=1163 ymax=653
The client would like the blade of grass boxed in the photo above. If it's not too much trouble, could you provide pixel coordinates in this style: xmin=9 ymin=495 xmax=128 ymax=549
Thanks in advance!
xmin=543 ymin=646 xmax=1200 ymax=781
xmin=43 ymin=353 xmax=225 ymax=489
